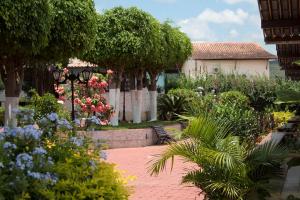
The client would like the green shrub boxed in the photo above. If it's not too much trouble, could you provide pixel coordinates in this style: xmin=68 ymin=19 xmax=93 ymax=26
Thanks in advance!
xmin=177 ymin=74 xmax=278 ymax=112
xmin=214 ymin=91 xmax=260 ymax=140
xmin=0 ymin=107 xmax=4 ymax=126
xmin=167 ymin=88 xmax=198 ymax=102
xmin=185 ymin=94 xmax=217 ymax=116
xmin=158 ymin=94 xmax=187 ymax=120
xmin=29 ymin=91 xmax=70 ymax=120
xmin=0 ymin=110 xmax=129 ymax=199
xmin=219 ymin=91 xmax=249 ymax=108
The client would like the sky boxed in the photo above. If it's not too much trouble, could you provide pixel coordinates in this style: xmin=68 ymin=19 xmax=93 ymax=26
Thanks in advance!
xmin=94 ymin=0 xmax=276 ymax=54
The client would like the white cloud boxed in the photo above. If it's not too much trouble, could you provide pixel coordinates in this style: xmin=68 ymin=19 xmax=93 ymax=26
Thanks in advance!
xmin=178 ymin=20 xmax=216 ymax=41
xmin=178 ymin=8 xmax=249 ymax=41
xmin=223 ymin=0 xmax=256 ymax=5
xmin=197 ymin=8 xmax=248 ymax=25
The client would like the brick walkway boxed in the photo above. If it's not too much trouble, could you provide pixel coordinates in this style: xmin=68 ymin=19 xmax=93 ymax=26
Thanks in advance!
xmin=106 ymin=145 xmax=204 ymax=200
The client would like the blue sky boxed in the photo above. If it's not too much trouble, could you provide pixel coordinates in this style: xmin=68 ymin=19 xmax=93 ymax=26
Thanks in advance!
xmin=94 ymin=0 xmax=276 ymax=54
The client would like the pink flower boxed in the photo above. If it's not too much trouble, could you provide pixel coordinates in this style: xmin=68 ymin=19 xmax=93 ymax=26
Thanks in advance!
xmin=86 ymin=97 xmax=92 ymax=105
xmin=63 ymin=68 xmax=69 ymax=74
xmin=91 ymin=105 xmax=96 ymax=112
xmin=74 ymin=98 xmax=81 ymax=104
xmin=107 ymin=69 xmax=113 ymax=75
xmin=100 ymin=120 xmax=108 ymax=125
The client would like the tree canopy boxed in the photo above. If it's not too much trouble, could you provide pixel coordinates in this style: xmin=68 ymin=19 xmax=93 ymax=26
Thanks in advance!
xmin=0 ymin=0 xmax=53 ymax=61
xmin=38 ymin=0 xmax=97 ymax=63
xmin=83 ymin=7 xmax=160 ymax=70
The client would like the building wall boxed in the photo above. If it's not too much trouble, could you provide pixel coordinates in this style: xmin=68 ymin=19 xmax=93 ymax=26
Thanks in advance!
xmin=182 ymin=59 xmax=270 ymax=78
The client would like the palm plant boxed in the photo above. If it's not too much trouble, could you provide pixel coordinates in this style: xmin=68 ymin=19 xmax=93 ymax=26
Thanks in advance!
xmin=148 ymin=116 xmax=287 ymax=200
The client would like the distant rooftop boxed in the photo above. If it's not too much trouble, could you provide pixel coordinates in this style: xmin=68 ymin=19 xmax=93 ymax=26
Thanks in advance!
xmin=192 ymin=42 xmax=277 ymax=60
xmin=67 ymin=58 xmax=97 ymax=68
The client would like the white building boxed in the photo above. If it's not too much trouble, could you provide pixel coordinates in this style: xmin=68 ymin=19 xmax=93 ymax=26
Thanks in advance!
xmin=182 ymin=42 xmax=276 ymax=78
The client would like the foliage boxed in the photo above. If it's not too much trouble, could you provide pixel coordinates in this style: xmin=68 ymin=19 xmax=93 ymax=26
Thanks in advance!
xmin=177 ymin=74 xmax=278 ymax=112
xmin=0 ymin=110 xmax=129 ymax=199
xmin=184 ymin=91 xmax=261 ymax=140
xmin=185 ymin=94 xmax=216 ymax=116
xmin=0 ymin=114 xmax=57 ymax=199
xmin=84 ymin=7 xmax=160 ymax=70
xmin=167 ymin=88 xmax=198 ymax=102
xmin=158 ymin=94 xmax=187 ymax=120
xmin=44 ymin=133 xmax=129 ymax=199
xmin=149 ymin=116 xmax=287 ymax=200
xmin=29 ymin=92 xmax=69 ymax=121
xmin=213 ymin=91 xmax=260 ymax=139
xmin=38 ymin=0 xmax=97 ymax=62
xmin=0 ymin=107 xmax=4 ymax=126
xmin=219 ymin=91 xmax=249 ymax=108
xmin=213 ymin=102 xmax=260 ymax=140
xmin=0 ymin=0 xmax=53 ymax=58
xmin=273 ymin=111 xmax=295 ymax=128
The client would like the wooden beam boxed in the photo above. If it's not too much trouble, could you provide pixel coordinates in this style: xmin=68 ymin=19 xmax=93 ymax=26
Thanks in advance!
xmin=261 ymin=19 xmax=300 ymax=28
xmin=265 ymin=36 xmax=300 ymax=44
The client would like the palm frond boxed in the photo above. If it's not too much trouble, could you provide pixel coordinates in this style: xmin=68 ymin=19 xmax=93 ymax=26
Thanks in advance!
xmin=184 ymin=116 xmax=232 ymax=147
xmin=148 ymin=140 xmax=200 ymax=176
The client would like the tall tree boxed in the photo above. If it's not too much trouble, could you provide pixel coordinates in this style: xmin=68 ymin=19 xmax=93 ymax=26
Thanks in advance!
xmin=147 ymin=22 xmax=192 ymax=121
xmin=84 ymin=7 xmax=160 ymax=125
xmin=0 ymin=0 xmax=53 ymax=126
xmin=0 ymin=0 xmax=97 ymax=126
xmin=29 ymin=0 xmax=97 ymax=96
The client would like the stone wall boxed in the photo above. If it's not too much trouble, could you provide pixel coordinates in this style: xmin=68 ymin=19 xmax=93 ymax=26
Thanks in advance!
xmin=79 ymin=124 xmax=181 ymax=149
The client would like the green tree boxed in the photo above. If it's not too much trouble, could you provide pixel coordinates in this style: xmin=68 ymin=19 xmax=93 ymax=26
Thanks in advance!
xmin=28 ymin=0 xmax=98 ymax=96
xmin=0 ymin=0 xmax=97 ymax=126
xmin=83 ymin=7 xmax=160 ymax=125
xmin=147 ymin=22 xmax=192 ymax=121
xmin=0 ymin=0 xmax=53 ymax=126
xmin=149 ymin=116 xmax=287 ymax=200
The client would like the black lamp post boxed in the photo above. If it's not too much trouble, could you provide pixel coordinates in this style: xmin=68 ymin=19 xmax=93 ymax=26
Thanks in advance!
xmin=52 ymin=67 xmax=93 ymax=121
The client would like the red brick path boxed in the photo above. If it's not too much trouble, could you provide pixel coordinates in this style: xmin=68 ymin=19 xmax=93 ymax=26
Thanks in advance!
xmin=106 ymin=145 xmax=204 ymax=200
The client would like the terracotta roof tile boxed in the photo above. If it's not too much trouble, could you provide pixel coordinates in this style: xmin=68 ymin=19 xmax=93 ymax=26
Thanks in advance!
xmin=192 ymin=42 xmax=277 ymax=60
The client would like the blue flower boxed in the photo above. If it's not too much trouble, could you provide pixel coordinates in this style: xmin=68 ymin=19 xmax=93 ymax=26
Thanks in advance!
xmin=57 ymin=119 xmax=73 ymax=130
xmin=32 ymin=147 xmax=47 ymax=155
xmin=47 ymin=157 xmax=54 ymax=165
xmin=27 ymin=171 xmax=58 ymax=184
xmin=88 ymin=116 xmax=100 ymax=125
xmin=47 ymin=113 xmax=59 ymax=122
xmin=74 ymin=119 xmax=81 ymax=126
xmin=100 ymin=151 xmax=107 ymax=160
xmin=16 ymin=153 xmax=33 ymax=170
xmin=3 ymin=142 xmax=17 ymax=150
xmin=23 ymin=125 xmax=42 ymax=140
xmin=89 ymin=160 xmax=97 ymax=169
xmin=70 ymin=137 xmax=83 ymax=147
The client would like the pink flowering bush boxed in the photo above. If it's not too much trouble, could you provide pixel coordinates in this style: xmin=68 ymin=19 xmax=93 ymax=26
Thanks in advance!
xmin=74 ymin=71 xmax=113 ymax=125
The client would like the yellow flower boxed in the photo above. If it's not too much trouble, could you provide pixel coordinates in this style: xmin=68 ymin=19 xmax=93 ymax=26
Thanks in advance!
xmin=45 ymin=139 xmax=55 ymax=149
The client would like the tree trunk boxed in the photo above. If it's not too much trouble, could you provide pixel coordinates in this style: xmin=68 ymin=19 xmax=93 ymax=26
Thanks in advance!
xmin=149 ymin=71 xmax=158 ymax=121
xmin=0 ymin=63 xmax=24 ymax=127
xmin=130 ymin=73 xmax=138 ymax=123
xmin=109 ymin=79 xmax=118 ymax=126
xmin=135 ymin=70 xmax=144 ymax=123
xmin=109 ymin=70 xmax=123 ymax=126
